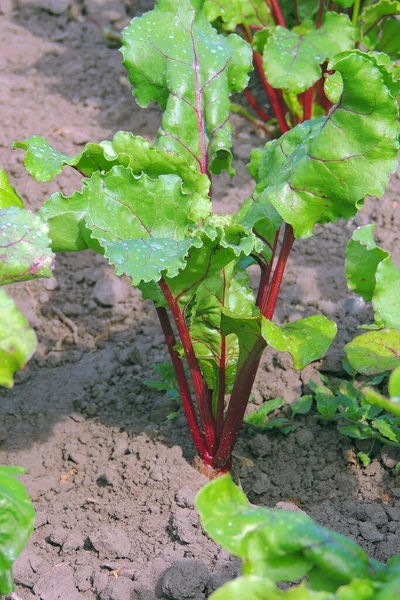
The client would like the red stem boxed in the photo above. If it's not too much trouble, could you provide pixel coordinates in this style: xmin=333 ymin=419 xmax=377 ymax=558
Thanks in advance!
xmin=317 ymin=0 xmax=325 ymax=28
xmin=216 ymin=336 xmax=226 ymax=444
xmin=159 ymin=279 xmax=216 ymax=454
xmin=302 ymin=87 xmax=313 ymax=121
xmin=156 ymin=307 xmax=210 ymax=462
xmin=256 ymin=229 xmax=280 ymax=310
xmin=263 ymin=224 xmax=295 ymax=320
xmin=213 ymin=337 xmax=266 ymax=468
xmin=242 ymin=27 xmax=289 ymax=135
xmin=244 ymin=88 xmax=271 ymax=122
xmin=270 ymin=0 xmax=286 ymax=26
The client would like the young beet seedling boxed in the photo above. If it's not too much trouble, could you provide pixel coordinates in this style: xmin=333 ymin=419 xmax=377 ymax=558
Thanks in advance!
xmin=14 ymin=0 xmax=399 ymax=473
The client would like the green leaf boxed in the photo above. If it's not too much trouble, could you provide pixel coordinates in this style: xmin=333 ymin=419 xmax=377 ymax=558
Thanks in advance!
xmin=374 ymin=258 xmax=400 ymax=331
xmin=291 ymin=395 xmax=313 ymax=417
xmin=0 ymin=170 xmax=23 ymax=209
xmin=375 ymin=18 xmax=400 ymax=57
xmin=357 ymin=452 xmax=372 ymax=466
xmin=204 ymin=0 xmax=272 ymax=32
xmin=121 ymin=0 xmax=253 ymax=175
xmin=372 ymin=417 xmax=400 ymax=443
xmin=208 ymin=576 xmax=283 ymax=600
xmin=247 ymin=51 xmax=399 ymax=238
xmin=0 ymin=466 xmax=35 ymax=595
xmin=220 ymin=311 xmax=264 ymax=376
xmin=338 ymin=424 xmax=373 ymax=439
xmin=344 ymin=329 xmax=400 ymax=376
xmin=389 ymin=366 xmax=400 ymax=400
xmin=345 ymin=225 xmax=388 ymax=302
xmin=196 ymin=474 xmax=374 ymax=587
xmin=361 ymin=1 xmax=400 ymax=42
xmin=13 ymin=133 xmax=211 ymax=219
xmin=245 ymin=398 xmax=284 ymax=427
xmin=262 ymin=315 xmax=337 ymax=370
xmin=312 ymin=383 xmax=339 ymax=420
xmin=263 ymin=13 xmax=355 ymax=94
xmin=190 ymin=260 xmax=258 ymax=396
xmin=0 ymin=207 xmax=54 ymax=285
xmin=335 ymin=0 xmax=355 ymax=6
xmin=41 ymin=166 xmax=206 ymax=284
xmin=363 ymin=387 xmax=400 ymax=419
xmin=0 ymin=290 xmax=36 ymax=389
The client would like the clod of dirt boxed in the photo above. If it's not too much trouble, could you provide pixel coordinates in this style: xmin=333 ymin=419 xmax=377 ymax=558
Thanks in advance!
xmin=91 ymin=272 xmax=130 ymax=307
xmin=33 ymin=565 xmax=81 ymax=600
xmin=99 ymin=578 xmax=138 ymax=600
xmin=157 ymin=560 xmax=209 ymax=600
xmin=89 ymin=527 xmax=131 ymax=559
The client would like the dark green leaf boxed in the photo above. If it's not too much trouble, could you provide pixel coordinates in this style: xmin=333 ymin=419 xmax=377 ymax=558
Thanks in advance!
xmin=0 ymin=466 xmax=35 ymax=595
xmin=0 ymin=290 xmax=37 ymax=389
xmin=262 ymin=315 xmax=337 ymax=370
xmin=247 ymin=51 xmax=399 ymax=238
xmin=121 ymin=0 xmax=253 ymax=175
xmin=263 ymin=13 xmax=355 ymax=94
xmin=374 ymin=258 xmax=400 ymax=331
xmin=344 ymin=329 xmax=400 ymax=376
xmin=0 ymin=207 xmax=54 ymax=285
xmin=313 ymin=384 xmax=339 ymax=419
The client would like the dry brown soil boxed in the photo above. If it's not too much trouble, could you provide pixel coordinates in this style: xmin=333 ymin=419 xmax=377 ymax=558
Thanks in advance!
xmin=1 ymin=1 xmax=400 ymax=599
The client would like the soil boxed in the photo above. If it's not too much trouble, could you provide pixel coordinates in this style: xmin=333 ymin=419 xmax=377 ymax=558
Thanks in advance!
xmin=1 ymin=1 xmax=400 ymax=599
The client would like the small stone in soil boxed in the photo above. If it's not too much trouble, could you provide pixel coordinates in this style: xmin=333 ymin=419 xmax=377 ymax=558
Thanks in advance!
xmin=158 ymin=559 xmax=209 ymax=600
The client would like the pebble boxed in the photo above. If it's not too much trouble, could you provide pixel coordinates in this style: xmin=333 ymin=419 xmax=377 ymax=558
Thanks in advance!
xmin=275 ymin=501 xmax=306 ymax=514
xmin=296 ymin=429 xmax=315 ymax=447
xmin=252 ymin=472 xmax=271 ymax=495
xmin=35 ymin=0 xmax=69 ymax=14
xmin=44 ymin=276 xmax=59 ymax=291
xmin=175 ymin=485 xmax=196 ymax=509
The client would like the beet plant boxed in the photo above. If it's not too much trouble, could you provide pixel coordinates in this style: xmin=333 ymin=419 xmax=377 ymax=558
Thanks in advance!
xmin=13 ymin=0 xmax=399 ymax=473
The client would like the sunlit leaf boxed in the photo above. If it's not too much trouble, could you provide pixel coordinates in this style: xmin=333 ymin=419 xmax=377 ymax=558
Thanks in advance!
xmin=121 ymin=0 xmax=253 ymax=174
xmin=0 ymin=466 xmax=35 ymax=594
xmin=246 ymin=52 xmax=399 ymax=238
xmin=263 ymin=13 xmax=355 ymax=94
xmin=262 ymin=315 xmax=337 ymax=370
xmin=0 ymin=207 xmax=54 ymax=285
xmin=0 ymin=170 xmax=23 ymax=210
xmin=344 ymin=329 xmax=400 ymax=376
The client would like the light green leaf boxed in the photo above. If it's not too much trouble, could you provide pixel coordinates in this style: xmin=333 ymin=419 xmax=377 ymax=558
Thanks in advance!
xmin=0 ymin=291 xmax=36 ymax=389
xmin=292 ymin=395 xmax=313 ymax=417
xmin=389 ymin=366 xmax=400 ymax=400
xmin=262 ymin=315 xmax=337 ymax=370
xmin=190 ymin=261 xmax=257 ymax=396
xmin=208 ymin=576 xmax=280 ymax=600
xmin=344 ymin=329 xmax=400 ymax=376
xmin=0 ymin=170 xmax=23 ymax=210
xmin=220 ymin=311 xmax=264 ymax=376
xmin=374 ymin=258 xmax=400 ymax=331
xmin=263 ymin=13 xmax=355 ymax=94
xmin=346 ymin=225 xmax=388 ymax=302
xmin=0 ymin=466 xmax=35 ymax=595
xmin=357 ymin=452 xmax=372 ymax=466
xmin=245 ymin=398 xmax=284 ymax=427
xmin=0 ymin=207 xmax=54 ymax=285
xmin=196 ymin=474 xmax=373 ymax=587
xmin=121 ymin=0 xmax=253 ymax=175
xmin=324 ymin=71 xmax=344 ymax=104
xmin=13 ymin=133 xmax=211 ymax=219
xmin=204 ymin=0 xmax=272 ymax=32
xmin=247 ymin=51 xmax=399 ymax=238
